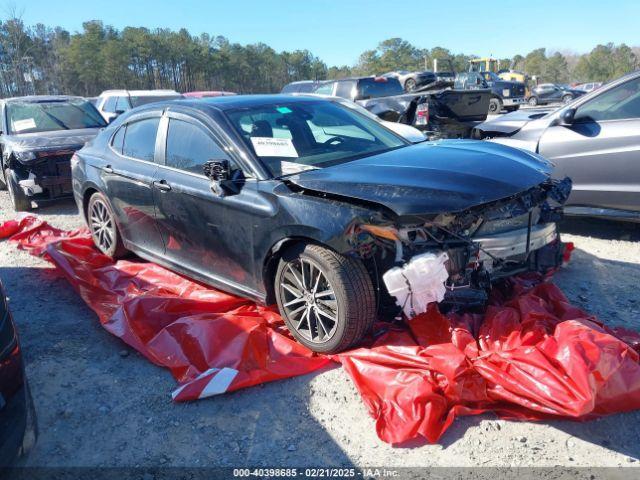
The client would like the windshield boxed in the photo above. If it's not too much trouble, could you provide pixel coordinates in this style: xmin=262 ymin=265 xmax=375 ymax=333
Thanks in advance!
xmin=130 ymin=95 xmax=182 ymax=107
xmin=358 ymin=78 xmax=404 ymax=98
xmin=6 ymin=99 xmax=106 ymax=134
xmin=225 ymin=100 xmax=408 ymax=177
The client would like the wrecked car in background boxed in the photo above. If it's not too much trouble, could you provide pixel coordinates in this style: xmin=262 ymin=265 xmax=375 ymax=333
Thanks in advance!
xmin=94 ymin=89 xmax=183 ymax=123
xmin=0 ymin=96 xmax=107 ymax=212
xmin=381 ymin=70 xmax=437 ymax=92
xmin=473 ymin=70 xmax=640 ymax=222
xmin=72 ymin=95 xmax=570 ymax=354
xmin=304 ymin=76 xmax=492 ymax=139
xmin=526 ymin=83 xmax=586 ymax=106
xmin=456 ymin=71 xmax=526 ymax=114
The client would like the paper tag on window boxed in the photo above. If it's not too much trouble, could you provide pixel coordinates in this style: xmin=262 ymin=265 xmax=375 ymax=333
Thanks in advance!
xmin=250 ymin=137 xmax=298 ymax=157
xmin=12 ymin=118 xmax=36 ymax=132
xmin=280 ymin=161 xmax=318 ymax=175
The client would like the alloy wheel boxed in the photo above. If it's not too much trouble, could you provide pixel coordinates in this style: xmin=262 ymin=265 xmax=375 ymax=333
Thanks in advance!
xmin=89 ymin=198 xmax=116 ymax=254
xmin=279 ymin=258 xmax=338 ymax=344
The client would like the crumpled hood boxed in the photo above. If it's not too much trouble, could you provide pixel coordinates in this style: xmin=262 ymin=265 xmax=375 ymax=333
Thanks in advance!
xmin=2 ymin=128 xmax=102 ymax=152
xmin=288 ymin=140 xmax=552 ymax=216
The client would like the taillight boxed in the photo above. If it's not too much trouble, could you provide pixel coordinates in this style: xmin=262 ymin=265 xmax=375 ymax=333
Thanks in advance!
xmin=415 ymin=102 xmax=429 ymax=126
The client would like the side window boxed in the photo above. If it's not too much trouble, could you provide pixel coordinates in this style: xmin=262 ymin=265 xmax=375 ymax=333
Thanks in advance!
xmin=111 ymin=125 xmax=126 ymax=153
xmin=115 ymin=96 xmax=130 ymax=113
xmin=335 ymin=81 xmax=356 ymax=99
xmin=122 ymin=118 xmax=160 ymax=161
xmin=313 ymin=82 xmax=335 ymax=95
xmin=575 ymin=77 xmax=640 ymax=122
xmin=165 ymin=119 xmax=231 ymax=174
xmin=102 ymin=96 xmax=117 ymax=113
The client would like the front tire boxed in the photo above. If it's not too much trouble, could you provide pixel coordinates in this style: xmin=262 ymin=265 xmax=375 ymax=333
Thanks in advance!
xmin=528 ymin=96 xmax=538 ymax=106
xmin=5 ymin=168 xmax=31 ymax=212
xmin=562 ymin=94 xmax=572 ymax=104
xmin=488 ymin=97 xmax=502 ymax=114
xmin=87 ymin=192 xmax=126 ymax=259
xmin=404 ymin=78 xmax=417 ymax=92
xmin=275 ymin=243 xmax=375 ymax=353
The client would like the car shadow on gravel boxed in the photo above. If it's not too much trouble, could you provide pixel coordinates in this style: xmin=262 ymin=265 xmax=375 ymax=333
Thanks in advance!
xmin=0 ymin=264 xmax=354 ymax=468
xmin=32 ymin=198 xmax=79 ymax=217
xmin=559 ymin=217 xmax=640 ymax=241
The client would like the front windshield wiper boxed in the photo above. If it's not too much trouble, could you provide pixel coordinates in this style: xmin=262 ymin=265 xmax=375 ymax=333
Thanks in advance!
xmin=41 ymin=108 xmax=70 ymax=130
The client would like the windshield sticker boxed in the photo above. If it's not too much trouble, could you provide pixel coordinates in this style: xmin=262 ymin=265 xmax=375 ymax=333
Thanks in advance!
xmin=250 ymin=137 xmax=298 ymax=158
xmin=276 ymin=106 xmax=293 ymax=114
xmin=280 ymin=161 xmax=318 ymax=175
xmin=12 ymin=118 xmax=36 ymax=132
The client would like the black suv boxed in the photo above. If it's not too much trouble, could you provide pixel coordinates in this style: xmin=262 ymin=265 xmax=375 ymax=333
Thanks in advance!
xmin=0 ymin=96 xmax=106 ymax=211
xmin=72 ymin=95 xmax=569 ymax=353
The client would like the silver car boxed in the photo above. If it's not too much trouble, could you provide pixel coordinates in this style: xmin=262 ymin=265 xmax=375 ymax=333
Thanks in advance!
xmin=474 ymin=71 xmax=640 ymax=222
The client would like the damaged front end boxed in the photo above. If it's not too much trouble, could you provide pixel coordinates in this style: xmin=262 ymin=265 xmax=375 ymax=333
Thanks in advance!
xmin=4 ymin=147 xmax=79 ymax=201
xmin=346 ymin=177 xmax=572 ymax=316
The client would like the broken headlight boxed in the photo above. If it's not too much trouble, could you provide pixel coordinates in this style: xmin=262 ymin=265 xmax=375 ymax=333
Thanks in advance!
xmin=12 ymin=150 xmax=37 ymax=163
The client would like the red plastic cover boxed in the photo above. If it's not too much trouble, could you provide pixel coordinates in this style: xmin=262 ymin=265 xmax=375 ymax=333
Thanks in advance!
xmin=3 ymin=215 xmax=640 ymax=444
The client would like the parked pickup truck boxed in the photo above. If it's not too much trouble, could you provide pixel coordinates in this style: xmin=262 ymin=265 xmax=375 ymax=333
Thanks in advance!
xmin=295 ymin=76 xmax=492 ymax=139
xmin=455 ymin=71 xmax=526 ymax=114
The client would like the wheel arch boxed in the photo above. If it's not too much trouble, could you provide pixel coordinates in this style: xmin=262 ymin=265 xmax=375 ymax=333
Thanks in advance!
xmin=261 ymin=232 xmax=348 ymax=305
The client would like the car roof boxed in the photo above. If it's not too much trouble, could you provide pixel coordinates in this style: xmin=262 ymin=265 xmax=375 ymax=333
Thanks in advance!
xmin=99 ymin=89 xmax=181 ymax=96
xmin=1 ymin=95 xmax=85 ymax=103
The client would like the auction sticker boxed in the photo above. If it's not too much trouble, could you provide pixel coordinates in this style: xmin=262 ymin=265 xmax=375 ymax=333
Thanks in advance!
xmin=250 ymin=137 xmax=298 ymax=157
xmin=12 ymin=118 xmax=37 ymax=132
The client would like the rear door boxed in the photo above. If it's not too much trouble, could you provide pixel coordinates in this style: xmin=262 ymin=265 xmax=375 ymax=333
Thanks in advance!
xmin=151 ymin=110 xmax=267 ymax=296
xmin=538 ymin=75 xmax=640 ymax=212
xmin=102 ymin=112 xmax=165 ymax=255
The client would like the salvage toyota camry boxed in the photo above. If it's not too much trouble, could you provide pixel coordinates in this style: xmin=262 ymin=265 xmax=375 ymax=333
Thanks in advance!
xmin=71 ymin=95 xmax=571 ymax=353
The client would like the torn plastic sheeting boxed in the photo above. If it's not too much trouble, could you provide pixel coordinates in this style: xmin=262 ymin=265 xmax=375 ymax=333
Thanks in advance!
xmin=0 ymin=216 xmax=331 ymax=401
xmin=3 ymin=216 xmax=640 ymax=446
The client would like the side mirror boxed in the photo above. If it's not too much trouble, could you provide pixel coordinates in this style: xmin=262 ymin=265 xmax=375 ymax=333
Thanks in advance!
xmin=559 ymin=108 xmax=576 ymax=126
xmin=203 ymin=159 xmax=242 ymax=196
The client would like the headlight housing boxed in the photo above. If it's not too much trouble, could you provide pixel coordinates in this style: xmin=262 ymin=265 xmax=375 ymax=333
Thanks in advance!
xmin=12 ymin=150 xmax=37 ymax=162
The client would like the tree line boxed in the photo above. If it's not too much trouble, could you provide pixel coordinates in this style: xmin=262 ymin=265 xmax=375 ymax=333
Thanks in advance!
xmin=0 ymin=16 xmax=638 ymax=98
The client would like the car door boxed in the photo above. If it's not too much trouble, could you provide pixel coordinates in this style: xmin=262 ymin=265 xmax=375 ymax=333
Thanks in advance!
xmin=538 ymin=75 xmax=640 ymax=212
xmin=102 ymin=112 xmax=165 ymax=255
xmin=151 ymin=110 xmax=267 ymax=296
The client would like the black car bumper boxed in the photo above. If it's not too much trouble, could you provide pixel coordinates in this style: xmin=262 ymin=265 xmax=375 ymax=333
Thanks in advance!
xmin=0 ymin=349 xmax=36 ymax=468
xmin=11 ymin=150 xmax=76 ymax=201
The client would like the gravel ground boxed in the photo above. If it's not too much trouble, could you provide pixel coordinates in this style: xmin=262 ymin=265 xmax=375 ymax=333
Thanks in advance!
xmin=1 ymin=191 xmax=639 ymax=473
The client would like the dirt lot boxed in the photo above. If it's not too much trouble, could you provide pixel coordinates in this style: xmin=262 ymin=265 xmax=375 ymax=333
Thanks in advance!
xmin=1 ymin=190 xmax=640 ymax=472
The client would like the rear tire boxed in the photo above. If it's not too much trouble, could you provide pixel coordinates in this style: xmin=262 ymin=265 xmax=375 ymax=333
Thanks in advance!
xmin=275 ymin=243 xmax=375 ymax=353
xmin=488 ymin=97 xmax=502 ymax=114
xmin=562 ymin=94 xmax=572 ymax=104
xmin=5 ymin=168 xmax=31 ymax=212
xmin=87 ymin=191 xmax=127 ymax=259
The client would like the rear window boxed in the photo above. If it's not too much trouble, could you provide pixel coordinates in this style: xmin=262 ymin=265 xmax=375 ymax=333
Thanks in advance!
xmin=130 ymin=95 xmax=182 ymax=108
xmin=357 ymin=78 xmax=404 ymax=99
xmin=6 ymin=99 xmax=107 ymax=134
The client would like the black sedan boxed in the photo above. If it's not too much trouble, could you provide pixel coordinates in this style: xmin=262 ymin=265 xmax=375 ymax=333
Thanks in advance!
xmin=0 ymin=96 xmax=106 ymax=212
xmin=527 ymin=83 xmax=586 ymax=106
xmin=0 ymin=280 xmax=36 ymax=467
xmin=72 ymin=95 xmax=569 ymax=353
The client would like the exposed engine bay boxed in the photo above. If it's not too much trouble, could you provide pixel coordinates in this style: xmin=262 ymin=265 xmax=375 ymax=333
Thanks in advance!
xmin=345 ymin=177 xmax=572 ymax=315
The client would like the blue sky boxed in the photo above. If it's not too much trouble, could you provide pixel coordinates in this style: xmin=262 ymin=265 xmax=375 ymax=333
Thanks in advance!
xmin=10 ymin=0 xmax=640 ymax=66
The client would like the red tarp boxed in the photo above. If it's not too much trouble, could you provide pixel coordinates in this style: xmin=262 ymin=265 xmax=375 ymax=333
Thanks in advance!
xmin=3 ymin=215 xmax=640 ymax=445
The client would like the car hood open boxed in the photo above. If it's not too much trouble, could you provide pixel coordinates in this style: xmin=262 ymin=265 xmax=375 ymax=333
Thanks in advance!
xmin=287 ymin=140 xmax=552 ymax=216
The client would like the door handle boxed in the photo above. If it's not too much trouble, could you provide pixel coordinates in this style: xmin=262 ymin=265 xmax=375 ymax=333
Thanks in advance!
xmin=103 ymin=165 xmax=114 ymax=174
xmin=153 ymin=180 xmax=172 ymax=192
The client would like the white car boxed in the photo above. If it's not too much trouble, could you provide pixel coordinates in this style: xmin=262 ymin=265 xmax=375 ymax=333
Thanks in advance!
xmin=94 ymin=89 xmax=183 ymax=122
xmin=296 ymin=94 xmax=426 ymax=143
